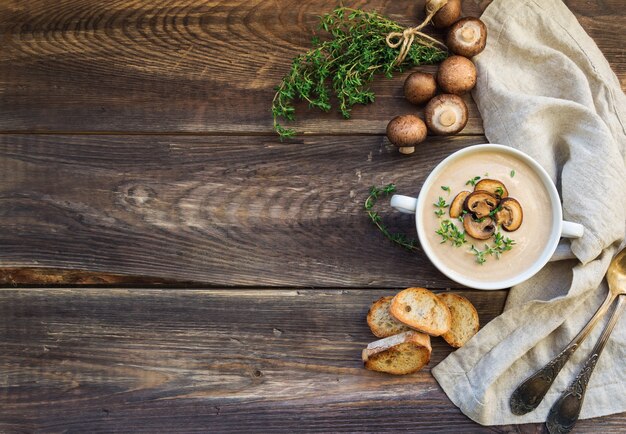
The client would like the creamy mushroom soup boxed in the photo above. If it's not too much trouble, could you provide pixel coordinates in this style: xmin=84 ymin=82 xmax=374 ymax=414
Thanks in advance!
xmin=422 ymin=150 xmax=554 ymax=283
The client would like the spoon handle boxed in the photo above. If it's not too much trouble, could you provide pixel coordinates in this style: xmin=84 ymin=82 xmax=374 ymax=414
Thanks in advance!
xmin=509 ymin=291 xmax=615 ymax=415
xmin=546 ymin=295 xmax=625 ymax=434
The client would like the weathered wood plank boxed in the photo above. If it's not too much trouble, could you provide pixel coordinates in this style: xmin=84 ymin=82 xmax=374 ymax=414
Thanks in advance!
xmin=0 ymin=288 xmax=623 ymax=432
xmin=0 ymin=134 xmax=492 ymax=287
xmin=0 ymin=267 xmax=183 ymax=285
xmin=0 ymin=0 xmax=622 ymax=134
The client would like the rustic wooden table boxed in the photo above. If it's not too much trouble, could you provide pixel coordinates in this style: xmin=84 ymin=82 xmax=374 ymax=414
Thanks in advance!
xmin=0 ymin=0 xmax=624 ymax=432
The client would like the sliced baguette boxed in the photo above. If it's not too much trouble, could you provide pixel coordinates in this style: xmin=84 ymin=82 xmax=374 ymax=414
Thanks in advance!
xmin=389 ymin=287 xmax=451 ymax=336
xmin=367 ymin=296 xmax=412 ymax=338
xmin=438 ymin=293 xmax=480 ymax=348
xmin=362 ymin=331 xmax=432 ymax=375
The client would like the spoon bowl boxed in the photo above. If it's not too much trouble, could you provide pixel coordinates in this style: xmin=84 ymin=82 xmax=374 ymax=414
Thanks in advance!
xmin=607 ymin=247 xmax=626 ymax=297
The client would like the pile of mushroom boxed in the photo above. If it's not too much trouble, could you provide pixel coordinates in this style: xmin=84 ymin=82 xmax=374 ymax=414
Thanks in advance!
xmin=386 ymin=1 xmax=488 ymax=155
xmin=449 ymin=179 xmax=523 ymax=240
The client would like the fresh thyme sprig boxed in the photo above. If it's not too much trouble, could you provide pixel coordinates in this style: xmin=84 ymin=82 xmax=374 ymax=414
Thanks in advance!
xmin=469 ymin=232 xmax=516 ymax=264
xmin=433 ymin=196 xmax=448 ymax=217
xmin=493 ymin=232 xmax=516 ymax=252
xmin=488 ymin=205 xmax=503 ymax=217
xmin=436 ymin=219 xmax=467 ymax=247
xmin=469 ymin=245 xmax=488 ymax=265
xmin=465 ymin=176 xmax=481 ymax=186
xmin=365 ymin=184 xmax=418 ymax=252
xmin=272 ymin=7 xmax=447 ymax=139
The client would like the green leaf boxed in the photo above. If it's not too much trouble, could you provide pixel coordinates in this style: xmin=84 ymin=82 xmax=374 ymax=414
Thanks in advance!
xmin=465 ymin=176 xmax=481 ymax=186
xmin=434 ymin=196 xmax=448 ymax=208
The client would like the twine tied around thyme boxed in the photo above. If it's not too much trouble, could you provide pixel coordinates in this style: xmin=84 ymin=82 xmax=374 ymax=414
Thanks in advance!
xmin=385 ymin=0 xmax=449 ymax=65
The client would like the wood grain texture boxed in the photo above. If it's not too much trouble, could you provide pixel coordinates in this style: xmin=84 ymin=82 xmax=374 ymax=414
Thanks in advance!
xmin=0 ymin=0 xmax=623 ymax=134
xmin=1 ymin=287 xmax=623 ymax=433
xmin=0 ymin=267 xmax=183 ymax=285
xmin=0 ymin=134 xmax=493 ymax=287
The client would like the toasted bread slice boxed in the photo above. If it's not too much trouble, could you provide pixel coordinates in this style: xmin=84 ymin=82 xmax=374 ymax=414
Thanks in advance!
xmin=362 ymin=331 xmax=432 ymax=375
xmin=438 ymin=293 xmax=480 ymax=348
xmin=390 ymin=287 xmax=451 ymax=336
xmin=367 ymin=296 xmax=412 ymax=338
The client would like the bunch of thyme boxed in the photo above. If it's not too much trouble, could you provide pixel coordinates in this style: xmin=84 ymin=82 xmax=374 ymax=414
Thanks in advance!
xmin=272 ymin=7 xmax=447 ymax=138
xmin=365 ymin=184 xmax=418 ymax=252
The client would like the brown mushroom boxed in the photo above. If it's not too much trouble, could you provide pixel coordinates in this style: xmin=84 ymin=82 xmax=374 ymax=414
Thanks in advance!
xmin=474 ymin=179 xmax=508 ymax=198
xmin=424 ymin=94 xmax=468 ymax=135
xmin=463 ymin=214 xmax=496 ymax=240
xmin=447 ymin=18 xmax=487 ymax=58
xmin=404 ymin=72 xmax=437 ymax=105
xmin=386 ymin=115 xmax=428 ymax=155
xmin=428 ymin=0 xmax=462 ymax=29
xmin=494 ymin=198 xmax=524 ymax=231
xmin=449 ymin=191 xmax=470 ymax=218
xmin=463 ymin=191 xmax=499 ymax=219
xmin=437 ymin=55 xmax=477 ymax=95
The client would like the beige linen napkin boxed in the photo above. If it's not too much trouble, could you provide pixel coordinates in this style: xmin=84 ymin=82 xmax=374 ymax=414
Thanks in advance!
xmin=432 ymin=0 xmax=626 ymax=425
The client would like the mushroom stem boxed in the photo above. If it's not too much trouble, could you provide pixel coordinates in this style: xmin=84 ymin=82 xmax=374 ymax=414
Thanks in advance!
xmin=461 ymin=27 xmax=476 ymax=42
xmin=439 ymin=109 xmax=457 ymax=127
xmin=399 ymin=146 xmax=416 ymax=155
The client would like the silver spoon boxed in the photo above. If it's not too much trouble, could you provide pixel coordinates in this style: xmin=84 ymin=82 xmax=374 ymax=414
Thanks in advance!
xmin=546 ymin=248 xmax=626 ymax=433
xmin=510 ymin=246 xmax=626 ymax=416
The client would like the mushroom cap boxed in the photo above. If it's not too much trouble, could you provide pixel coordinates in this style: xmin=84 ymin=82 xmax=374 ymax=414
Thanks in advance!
xmin=474 ymin=179 xmax=508 ymax=198
xmin=424 ymin=94 xmax=468 ymax=135
xmin=463 ymin=214 xmax=496 ymax=240
xmin=404 ymin=72 xmax=437 ymax=105
xmin=447 ymin=17 xmax=487 ymax=58
xmin=430 ymin=0 xmax=462 ymax=29
xmin=495 ymin=198 xmax=524 ymax=231
xmin=437 ymin=55 xmax=477 ymax=95
xmin=449 ymin=190 xmax=470 ymax=218
xmin=386 ymin=115 xmax=428 ymax=148
xmin=463 ymin=190 xmax=499 ymax=219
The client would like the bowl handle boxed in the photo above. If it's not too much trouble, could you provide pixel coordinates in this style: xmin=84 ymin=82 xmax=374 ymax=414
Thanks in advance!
xmin=390 ymin=195 xmax=418 ymax=215
xmin=561 ymin=221 xmax=584 ymax=238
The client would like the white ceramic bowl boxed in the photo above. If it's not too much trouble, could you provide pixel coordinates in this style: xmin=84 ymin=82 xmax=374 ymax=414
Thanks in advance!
xmin=390 ymin=144 xmax=583 ymax=290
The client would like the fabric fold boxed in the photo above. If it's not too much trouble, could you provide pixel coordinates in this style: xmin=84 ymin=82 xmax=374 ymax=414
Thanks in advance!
xmin=431 ymin=0 xmax=626 ymax=425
